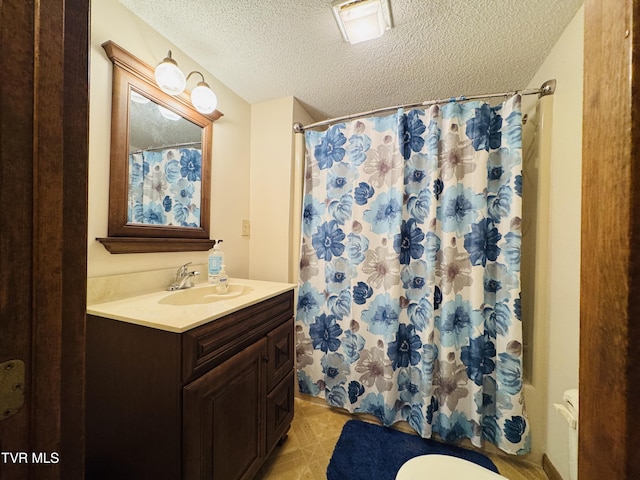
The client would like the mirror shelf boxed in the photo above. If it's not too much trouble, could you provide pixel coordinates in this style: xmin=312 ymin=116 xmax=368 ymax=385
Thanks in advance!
xmin=98 ymin=41 xmax=222 ymax=254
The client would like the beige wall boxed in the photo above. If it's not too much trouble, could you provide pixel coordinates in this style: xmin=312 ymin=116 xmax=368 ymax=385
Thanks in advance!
xmin=248 ymin=97 xmax=314 ymax=283
xmin=88 ymin=0 xmax=251 ymax=279
xmin=522 ymin=5 xmax=583 ymax=477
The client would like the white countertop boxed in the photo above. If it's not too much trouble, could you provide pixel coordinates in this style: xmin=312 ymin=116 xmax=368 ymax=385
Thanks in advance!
xmin=86 ymin=278 xmax=297 ymax=333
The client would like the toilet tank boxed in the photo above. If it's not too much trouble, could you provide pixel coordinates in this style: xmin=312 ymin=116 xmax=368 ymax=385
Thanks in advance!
xmin=554 ymin=389 xmax=579 ymax=480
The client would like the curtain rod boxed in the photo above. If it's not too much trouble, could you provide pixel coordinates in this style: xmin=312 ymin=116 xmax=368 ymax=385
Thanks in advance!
xmin=293 ymin=79 xmax=556 ymax=133
xmin=130 ymin=141 xmax=202 ymax=155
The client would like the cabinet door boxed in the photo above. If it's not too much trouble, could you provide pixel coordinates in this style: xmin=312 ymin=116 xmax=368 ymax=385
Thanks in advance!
xmin=266 ymin=317 xmax=294 ymax=391
xmin=183 ymin=338 xmax=267 ymax=480
xmin=265 ymin=369 xmax=295 ymax=455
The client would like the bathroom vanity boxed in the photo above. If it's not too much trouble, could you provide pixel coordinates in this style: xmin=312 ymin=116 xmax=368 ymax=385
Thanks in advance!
xmin=85 ymin=279 xmax=295 ymax=480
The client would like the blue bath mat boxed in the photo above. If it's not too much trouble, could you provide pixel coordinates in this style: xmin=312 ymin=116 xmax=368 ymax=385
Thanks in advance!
xmin=326 ymin=419 xmax=499 ymax=480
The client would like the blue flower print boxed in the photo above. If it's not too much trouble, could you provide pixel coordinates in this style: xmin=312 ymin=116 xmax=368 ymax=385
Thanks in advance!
xmin=515 ymin=174 xmax=522 ymax=197
xmin=487 ymin=148 xmax=519 ymax=193
xmin=388 ymin=323 xmax=422 ymax=370
xmin=425 ymin=118 xmax=441 ymax=156
xmin=407 ymin=297 xmax=433 ymax=332
xmin=354 ymin=182 xmax=375 ymax=205
xmin=407 ymin=190 xmax=431 ymax=224
xmin=482 ymin=415 xmax=502 ymax=444
xmin=142 ymin=150 xmax=163 ymax=166
xmin=311 ymin=220 xmax=346 ymax=261
xmin=180 ymin=148 xmax=202 ymax=182
xmin=483 ymin=302 xmax=513 ymax=338
xmin=353 ymin=281 xmax=373 ymax=305
xmin=404 ymin=153 xmax=431 ymax=195
xmin=465 ymin=103 xmax=502 ymax=151
xmin=362 ymin=293 xmax=400 ymax=338
xmin=433 ymin=286 xmax=442 ymax=310
xmin=514 ymin=294 xmax=521 ymax=321
xmin=347 ymin=134 xmax=371 ymax=166
xmin=164 ymin=159 xmax=181 ymax=183
xmin=504 ymin=109 xmax=523 ymax=146
xmin=400 ymin=110 xmax=426 ymax=159
xmin=314 ymin=124 xmax=346 ymax=169
xmin=464 ymin=219 xmax=502 ymax=267
xmin=503 ymin=231 xmax=521 ymax=271
xmin=440 ymin=185 xmax=482 ymax=235
xmin=355 ymin=392 xmax=397 ymax=426
xmin=143 ymin=202 xmax=166 ymax=224
xmin=402 ymin=405 xmax=425 ymax=436
xmin=394 ymin=219 xmax=425 ymax=265
xmin=496 ymin=352 xmax=522 ymax=395
xmin=302 ymin=195 xmax=325 ymax=237
xmin=487 ymin=185 xmax=513 ymax=224
xmin=297 ymin=370 xmax=321 ymax=396
xmin=348 ymin=381 xmax=365 ymax=404
xmin=504 ymin=416 xmax=527 ymax=444
xmin=325 ymin=385 xmax=348 ymax=408
xmin=309 ymin=313 xmax=343 ymax=353
xmin=398 ymin=367 xmax=424 ymax=404
xmin=426 ymin=396 xmax=439 ymax=424
xmin=171 ymin=178 xmax=195 ymax=206
xmin=162 ymin=195 xmax=172 ymax=213
xmin=172 ymin=202 xmax=190 ymax=225
xmin=400 ymin=260 xmax=429 ymax=302
xmin=322 ymin=352 xmax=350 ymax=388
xmin=434 ymin=411 xmax=474 ymax=443
xmin=328 ymin=194 xmax=353 ymax=225
xmin=421 ymin=344 xmax=438 ymax=380
xmin=328 ymin=162 xmax=356 ymax=199
xmin=461 ymin=333 xmax=496 ymax=386
xmin=328 ymin=289 xmax=351 ymax=319
xmin=438 ymin=295 xmax=483 ymax=348
xmin=129 ymin=156 xmax=144 ymax=192
xmin=296 ymin=283 xmax=325 ymax=325
xmin=370 ymin=113 xmax=397 ymax=132
xmin=363 ymin=188 xmax=403 ymax=234
xmin=346 ymin=233 xmax=369 ymax=265
xmin=425 ymin=232 xmax=441 ymax=264
xmin=343 ymin=330 xmax=365 ymax=364
xmin=433 ymin=178 xmax=444 ymax=200
xmin=474 ymin=376 xmax=497 ymax=416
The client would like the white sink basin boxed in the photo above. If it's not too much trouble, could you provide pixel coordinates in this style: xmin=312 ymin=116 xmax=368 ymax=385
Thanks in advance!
xmin=158 ymin=284 xmax=254 ymax=306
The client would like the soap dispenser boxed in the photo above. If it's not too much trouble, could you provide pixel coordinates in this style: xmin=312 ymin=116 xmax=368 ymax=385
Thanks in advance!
xmin=208 ymin=240 xmax=225 ymax=285
xmin=217 ymin=265 xmax=229 ymax=294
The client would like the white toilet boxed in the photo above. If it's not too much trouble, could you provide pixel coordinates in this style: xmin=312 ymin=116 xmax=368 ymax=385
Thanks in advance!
xmin=395 ymin=454 xmax=508 ymax=479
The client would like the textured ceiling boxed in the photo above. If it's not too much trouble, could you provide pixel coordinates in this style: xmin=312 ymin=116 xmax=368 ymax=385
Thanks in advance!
xmin=119 ymin=0 xmax=583 ymax=121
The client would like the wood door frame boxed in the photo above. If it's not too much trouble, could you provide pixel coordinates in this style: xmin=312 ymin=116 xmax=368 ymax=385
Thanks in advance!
xmin=0 ymin=1 xmax=89 ymax=478
xmin=581 ymin=0 xmax=640 ymax=477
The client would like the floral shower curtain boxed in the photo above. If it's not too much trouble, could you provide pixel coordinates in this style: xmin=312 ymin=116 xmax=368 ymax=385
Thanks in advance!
xmin=128 ymin=147 xmax=202 ymax=227
xmin=296 ymin=94 xmax=529 ymax=455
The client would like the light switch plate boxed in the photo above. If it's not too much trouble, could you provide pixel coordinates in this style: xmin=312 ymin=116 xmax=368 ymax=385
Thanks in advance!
xmin=241 ymin=218 xmax=250 ymax=236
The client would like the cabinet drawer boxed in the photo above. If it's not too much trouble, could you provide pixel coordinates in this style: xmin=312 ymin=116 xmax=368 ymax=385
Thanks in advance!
xmin=182 ymin=291 xmax=294 ymax=382
xmin=265 ymin=369 xmax=295 ymax=456
xmin=266 ymin=316 xmax=294 ymax=391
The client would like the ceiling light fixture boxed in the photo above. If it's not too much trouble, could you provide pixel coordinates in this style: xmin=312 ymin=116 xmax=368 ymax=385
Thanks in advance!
xmin=332 ymin=0 xmax=393 ymax=45
xmin=154 ymin=50 xmax=218 ymax=114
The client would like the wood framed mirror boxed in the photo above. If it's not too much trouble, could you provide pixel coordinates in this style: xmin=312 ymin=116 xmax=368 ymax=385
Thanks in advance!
xmin=98 ymin=41 xmax=222 ymax=254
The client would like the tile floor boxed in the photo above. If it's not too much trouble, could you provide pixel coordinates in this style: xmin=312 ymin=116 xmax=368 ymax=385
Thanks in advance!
xmin=255 ymin=396 xmax=548 ymax=480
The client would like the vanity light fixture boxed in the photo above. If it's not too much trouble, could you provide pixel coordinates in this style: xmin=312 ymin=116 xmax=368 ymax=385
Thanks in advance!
xmin=331 ymin=0 xmax=393 ymax=45
xmin=154 ymin=50 xmax=218 ymax=114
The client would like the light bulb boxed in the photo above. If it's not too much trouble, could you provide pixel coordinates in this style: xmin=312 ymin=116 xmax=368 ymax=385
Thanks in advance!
xmin=154 ymin=51 xmax=186 ymax=96
xmin=190 ymin=82 xmax=218 ymax=114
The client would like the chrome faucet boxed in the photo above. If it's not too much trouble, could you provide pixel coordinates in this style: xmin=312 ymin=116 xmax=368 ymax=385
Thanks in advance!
xmin=166 ymin=262 xmax=200 ymax=291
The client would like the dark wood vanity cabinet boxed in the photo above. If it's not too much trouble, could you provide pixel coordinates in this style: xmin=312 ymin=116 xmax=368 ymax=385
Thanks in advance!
xmin=86 ymin=290 xmax=295 ymax=480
